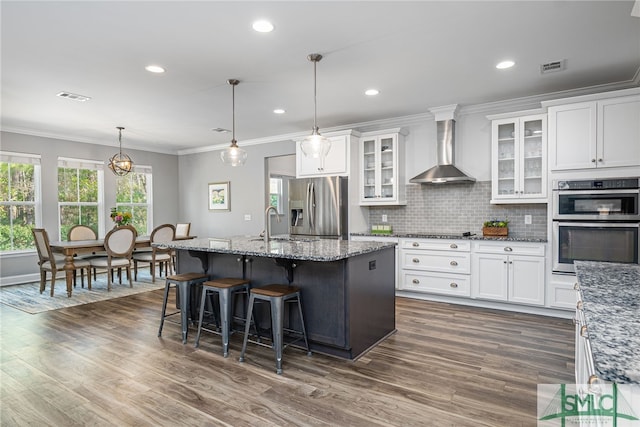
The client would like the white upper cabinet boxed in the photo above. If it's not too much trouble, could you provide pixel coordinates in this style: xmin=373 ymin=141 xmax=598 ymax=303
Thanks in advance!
xmin=488 ymin=112 xmax=547 ymax=204
xmin=545 ymin=90 xmax=640 ymax=171
xmin=296 ymin=131 xmax=358 ymax=178
xmin=359 ymin=129 xmax=406 ymax=205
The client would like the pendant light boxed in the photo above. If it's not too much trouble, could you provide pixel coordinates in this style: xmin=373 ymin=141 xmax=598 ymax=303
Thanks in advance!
xmin=108 ymin=126 xmax=134 ymax=176
xmin=220 ymin=79 xmax=247 ymax=167
xmin=300 ymin=53 xmax=331 ymax=159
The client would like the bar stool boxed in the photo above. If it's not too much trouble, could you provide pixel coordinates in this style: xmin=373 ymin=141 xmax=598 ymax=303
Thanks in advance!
xmin=194 ymin=278 xmax=250 ymax=357
xmin=238 ymin=284 xmax=311 ymax=374
xmin=158 ymin=272 xmax=208 ymax=344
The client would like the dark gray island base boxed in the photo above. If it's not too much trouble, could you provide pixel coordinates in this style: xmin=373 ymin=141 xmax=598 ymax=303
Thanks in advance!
xmin=162 ymin=237 xmax=397 ymax=360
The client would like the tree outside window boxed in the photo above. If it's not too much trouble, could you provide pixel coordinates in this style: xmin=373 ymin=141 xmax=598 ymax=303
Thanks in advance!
xmin=115 ymin=169 xmax=152 ymax=235
xmin=0 ymin=152 xmax=41 ymax=252
xmin=58 ymin=159 xmax=102 ymax=240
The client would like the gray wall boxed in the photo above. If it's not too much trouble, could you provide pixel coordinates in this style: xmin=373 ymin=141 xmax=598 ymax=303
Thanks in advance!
xmin=0 ymin=131 xmax=178 ymax=283
xmin=178 ymin=140 xmax=296 ymax=238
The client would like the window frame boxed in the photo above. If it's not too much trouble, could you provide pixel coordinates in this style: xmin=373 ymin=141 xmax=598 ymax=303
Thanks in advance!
xmin=0 ymin=151 xmax=42 ymax=254
xmin=57 ymin=157 xmax=104 ymax=241
xmin=114 ymin=165 xmax=153 ymax=235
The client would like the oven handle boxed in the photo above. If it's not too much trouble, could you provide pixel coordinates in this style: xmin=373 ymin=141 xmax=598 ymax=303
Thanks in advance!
xmin=553 ymin=221 xmax=640 ymax=228
xmin=552 ymin=189 xmax=639 ymax=195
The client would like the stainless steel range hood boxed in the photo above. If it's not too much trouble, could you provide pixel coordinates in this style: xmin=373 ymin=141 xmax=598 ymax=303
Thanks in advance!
xmin=410 ymin=105 xmax=475 ymax=184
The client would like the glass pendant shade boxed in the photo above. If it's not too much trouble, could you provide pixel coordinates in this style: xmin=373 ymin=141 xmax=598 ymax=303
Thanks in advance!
xmin=220 ymin=79 xmax=247 ymax=167
xmin=301 ymin=53 xmax=331 ymax=159
xmin=108 ymin=127 xmax=134 ymax=176
xmin=220 ymin=139 xmax=247 ymax=167
xmin=300 ymin=128 xmax=331 ymax=159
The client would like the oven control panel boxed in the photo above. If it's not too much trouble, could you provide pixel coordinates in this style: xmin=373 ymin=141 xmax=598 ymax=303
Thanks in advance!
xmin=554 ymin=177 xmax=640 ymax=191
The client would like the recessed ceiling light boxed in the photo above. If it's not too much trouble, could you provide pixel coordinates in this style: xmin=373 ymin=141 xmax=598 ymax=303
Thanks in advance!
xmin=365 ymin=89 xmax=379 ymax=96
xmin=273 ymin=109 xmax=285 ymax=114
xmin=496 ymin=60 xmax=515 ymax=70
xmin=145 ymin=65 xmax=165 ymax=73
xmin=252 ymin=20 xmax=274 ymax=33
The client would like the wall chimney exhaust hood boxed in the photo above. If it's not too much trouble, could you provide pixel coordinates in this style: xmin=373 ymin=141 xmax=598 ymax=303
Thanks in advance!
xmin=410 ymin=104 xmax=475 ymax=184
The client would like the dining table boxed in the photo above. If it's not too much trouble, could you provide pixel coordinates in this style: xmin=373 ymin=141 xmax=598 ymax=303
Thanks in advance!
xmin=49 ymin=235 xmax=195 ymax=297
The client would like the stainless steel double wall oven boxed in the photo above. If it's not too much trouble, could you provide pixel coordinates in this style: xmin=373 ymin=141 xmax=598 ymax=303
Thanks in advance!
xmin=552 ymin=177 xmax=639 ymax=273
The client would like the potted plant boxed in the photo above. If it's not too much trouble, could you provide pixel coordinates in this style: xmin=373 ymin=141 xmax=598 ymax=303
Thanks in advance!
xmin=483 ymin=219 xmax=509 ymax=237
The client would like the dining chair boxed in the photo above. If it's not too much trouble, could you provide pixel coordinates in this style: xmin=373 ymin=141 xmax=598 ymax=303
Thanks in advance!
xmin=133 ymin=224 xmax=175 ymax=283
xmin=67 ymin=224 xmax=101 ymax=283
xmin=175 ymin=222 xmax=191 ymax=238
xmin=32 ymin=228 xmax=92 ymax=297
xmin=172 ymin=222 xmax=191 ymax=268
xmin=89 ymin=225 xmax=137 ymax=291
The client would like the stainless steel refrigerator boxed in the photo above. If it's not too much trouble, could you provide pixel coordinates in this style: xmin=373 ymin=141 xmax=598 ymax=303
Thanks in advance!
xmin=288 ymin=176 xmax=348 ymax=239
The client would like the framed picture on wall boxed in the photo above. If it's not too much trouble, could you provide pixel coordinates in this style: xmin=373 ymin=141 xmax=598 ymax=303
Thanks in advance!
xmin=208 ymin=181 xmax=230 ymax=211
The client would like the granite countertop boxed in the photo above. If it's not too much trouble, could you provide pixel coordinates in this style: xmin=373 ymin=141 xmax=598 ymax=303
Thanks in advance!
xmin=574 ymin=260 xmax=640 ymax=384
xmin=155 ymin=235 xmax=396 ymax=262
xmin=351 ymin=232 xmax=547 ymax=243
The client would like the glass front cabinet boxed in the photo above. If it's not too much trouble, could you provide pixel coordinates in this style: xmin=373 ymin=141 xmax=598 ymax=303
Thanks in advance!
xmin=359 ymin=129 xmax=406 ymax=206
xmin=489 ymin=112 xmax=547 ymax=204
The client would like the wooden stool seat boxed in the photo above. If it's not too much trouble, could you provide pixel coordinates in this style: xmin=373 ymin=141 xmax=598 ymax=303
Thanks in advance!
xmin=159 ymin=272 xmax=209 ymax=344
xmin=239 ymin=284 xmax=310 ymax=374
xmin=195 ymin=278 xmax=251 ymax=357
xmin=250 ymin=284 xmax=299 ymax=297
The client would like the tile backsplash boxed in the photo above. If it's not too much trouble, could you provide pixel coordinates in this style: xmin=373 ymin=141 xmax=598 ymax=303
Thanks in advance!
xmin=367 ymin=181 xmax=548 ymax=239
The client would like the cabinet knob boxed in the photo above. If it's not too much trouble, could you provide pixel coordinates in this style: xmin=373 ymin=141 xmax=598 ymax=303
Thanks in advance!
xmin=412 ymin=258 xmax=420 ymax=263
xmin=576 ymin=300 xmax=583 ymax=310
xmin=412 ymin=279 xmax=420 ymax=284
xmin=598 ymin=158 xmax=603 ymax=163
xmin=449 ymin=282 xmax=458 ymax=288
xmin=504 ymin=247 xmax=513 ymax=252
xmin=412 ymin=242 xmax=420 ymax=247
xmin=573 ymin=282 xmax=580 ymax=290
xmin=580 ymin=325 xmax=588 ymax=337
xmin=450 ymin=260 xmax=458 ymax=266
xmin=591 ymin=159 xmax=596 ymax=163
xmin=450 ymin=243 xmax=458 ymax=249
xmin=572 ymin=317 xmax=577 ymax=326
xmin=504 ymin=261 xmax=508 ymax=264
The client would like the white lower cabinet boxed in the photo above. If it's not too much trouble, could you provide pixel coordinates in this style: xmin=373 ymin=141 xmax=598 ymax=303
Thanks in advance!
xmin=399 ymin=238 xmax=471 ymax=297
xmin=548 ymin=273 xmax=578 ymax=310
xmin=471 ymin=241 xmax=545 ymax=306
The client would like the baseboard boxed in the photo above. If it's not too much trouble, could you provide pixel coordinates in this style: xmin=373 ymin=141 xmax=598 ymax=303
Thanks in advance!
xmin=0 ymin=273 xmax=41 ymax=287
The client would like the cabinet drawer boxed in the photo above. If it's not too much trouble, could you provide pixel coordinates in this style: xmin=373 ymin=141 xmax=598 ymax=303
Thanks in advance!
xmin=400 ymin=239 xmax=470 ymax=252
xmin=401 ymin=250 xmax=470 ymax=274
xmin=400 ymin=271 xmax=470 ymax=296
xmin=472 ymin=241 xmax=545 ymax=256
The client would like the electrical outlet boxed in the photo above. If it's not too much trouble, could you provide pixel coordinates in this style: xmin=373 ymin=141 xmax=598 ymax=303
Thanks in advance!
xmin=382 ymin=214 xmax=388 ymax=222
xmin=244 ymin=214 xmax=251 ymax=221
xmin=524 ymin=215 xmax=532 ymax=225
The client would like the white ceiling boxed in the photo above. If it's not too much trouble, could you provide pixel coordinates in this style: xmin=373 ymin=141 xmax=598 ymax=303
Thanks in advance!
xmin=2 ymin=1 xmax=639 ymax=155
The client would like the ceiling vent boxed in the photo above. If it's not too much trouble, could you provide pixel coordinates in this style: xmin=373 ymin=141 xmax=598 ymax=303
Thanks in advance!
xmin=211 ymin=128 xmax=230 ymax=133
xmin=540 ymin=60 xmax=566 ymax=74
xmin=56 ymin=91 xmax=91 ymax=102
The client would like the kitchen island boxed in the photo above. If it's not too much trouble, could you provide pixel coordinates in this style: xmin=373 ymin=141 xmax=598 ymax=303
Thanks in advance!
xmin=575 ymin=261 xmax=640 ymax=383
xmin=158 ymin=236 xmax=397 ymax=360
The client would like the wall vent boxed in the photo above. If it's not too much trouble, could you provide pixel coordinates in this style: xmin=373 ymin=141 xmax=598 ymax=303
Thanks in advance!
xmin=56 ymin=91 xmax=91 ymax=102
xmin=540 ymin=60 xmax=566 ymax=74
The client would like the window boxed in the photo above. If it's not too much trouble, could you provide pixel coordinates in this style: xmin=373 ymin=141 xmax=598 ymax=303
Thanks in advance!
xmin=58 ymin=158 xmax=103 ymax=240
xmin=115 ymin=166 xmax=152 ymax=235
xmin=0 ymin=152 xmax=41 ymax=252
xmin=269 ymin=177 xmax=283 ymax=214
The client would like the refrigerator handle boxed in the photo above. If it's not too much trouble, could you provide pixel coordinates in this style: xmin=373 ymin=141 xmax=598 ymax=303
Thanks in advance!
xmin=309 ymin=182 xmax=316 ymax=230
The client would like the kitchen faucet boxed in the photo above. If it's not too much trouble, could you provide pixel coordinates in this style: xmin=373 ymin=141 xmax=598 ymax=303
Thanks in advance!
xmin=264 ymin=205 xmax=281 ymax=245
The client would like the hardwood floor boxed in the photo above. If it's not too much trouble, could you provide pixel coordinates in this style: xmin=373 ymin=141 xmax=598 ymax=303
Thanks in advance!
xmin=0 ymin=290 xmax=574 ymax=426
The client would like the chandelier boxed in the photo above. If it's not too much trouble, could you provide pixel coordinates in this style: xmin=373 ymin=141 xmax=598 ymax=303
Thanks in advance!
xmin=108 ymin=126 xmax=134 ymax=176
